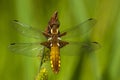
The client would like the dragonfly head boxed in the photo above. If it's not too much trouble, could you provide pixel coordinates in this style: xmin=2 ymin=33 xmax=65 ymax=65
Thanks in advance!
xmin=48 ymin=11 xmax=60 ymax=34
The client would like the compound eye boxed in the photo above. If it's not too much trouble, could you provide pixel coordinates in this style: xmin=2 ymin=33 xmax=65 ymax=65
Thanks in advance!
xmin=51 ymin=26 xmax=58 ymax=34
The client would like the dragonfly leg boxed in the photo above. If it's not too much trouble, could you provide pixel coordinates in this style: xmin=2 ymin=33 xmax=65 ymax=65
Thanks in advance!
xmin=42 ymin=32 xmax=51 ymax=38
xmin=59 ymin=32 xmax=67 ymax=37
xmin=59 ymin=40 xmax=69 ymax=48
xmin=40 ymin=41 xmax=51 ymax=49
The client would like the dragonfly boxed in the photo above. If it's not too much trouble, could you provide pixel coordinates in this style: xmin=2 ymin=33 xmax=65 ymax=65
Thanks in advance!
xmin=9 ymin=11 xmax=99 ymax=74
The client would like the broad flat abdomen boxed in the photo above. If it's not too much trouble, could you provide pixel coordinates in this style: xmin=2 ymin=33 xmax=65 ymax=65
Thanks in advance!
xmin=50 ymin=45 xmax=60 ymax=74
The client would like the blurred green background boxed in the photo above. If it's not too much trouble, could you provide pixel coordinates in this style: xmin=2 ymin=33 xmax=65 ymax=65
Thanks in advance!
xmin=0 ymin=0 xmax=120 ymax=80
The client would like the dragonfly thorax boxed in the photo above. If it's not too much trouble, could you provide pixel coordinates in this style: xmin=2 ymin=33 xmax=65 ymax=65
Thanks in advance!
xmin=47 ymin=36 xmax=61 ymax=48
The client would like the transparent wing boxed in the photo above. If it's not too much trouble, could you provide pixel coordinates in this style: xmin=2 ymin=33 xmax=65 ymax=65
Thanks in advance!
xmin=61 ymin=18 xmax=97 ymax=42
xmin=12 ymin=20 xmax=45 ymax=40
xmin=61 ymin=41 xmax=100 ymax=56
xmin=8 ymin=42 xmax=47 ymax=57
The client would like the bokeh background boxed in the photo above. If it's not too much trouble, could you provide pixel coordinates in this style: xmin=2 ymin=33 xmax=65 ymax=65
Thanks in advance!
xmin=0 ymin=0 xmax=120 ymax=80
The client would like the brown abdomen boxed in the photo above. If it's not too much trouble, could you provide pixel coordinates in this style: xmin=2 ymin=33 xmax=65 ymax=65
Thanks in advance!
xmin=50 ymin=45 xmax=60 ymax=74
